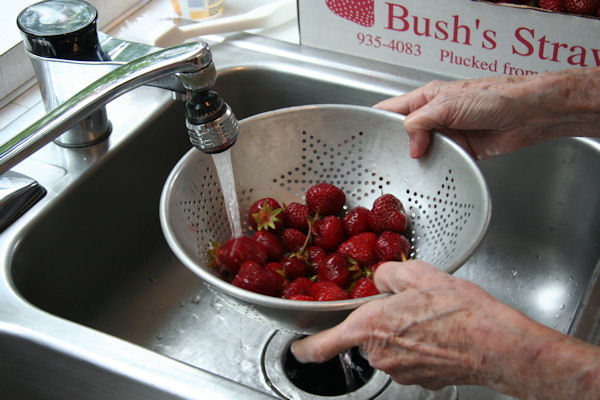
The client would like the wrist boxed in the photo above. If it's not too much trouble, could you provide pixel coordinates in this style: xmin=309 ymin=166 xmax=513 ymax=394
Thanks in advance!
xmin=470 ymin=299 xmax=600 ymax=399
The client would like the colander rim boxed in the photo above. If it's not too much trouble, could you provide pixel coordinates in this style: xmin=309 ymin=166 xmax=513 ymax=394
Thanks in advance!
xmin=160 ymin=104 xmax=491 ymax=311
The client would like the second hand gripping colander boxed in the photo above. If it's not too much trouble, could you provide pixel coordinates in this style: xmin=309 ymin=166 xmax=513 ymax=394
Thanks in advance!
xmin=160 ymin=104 xmax=491 ymax=333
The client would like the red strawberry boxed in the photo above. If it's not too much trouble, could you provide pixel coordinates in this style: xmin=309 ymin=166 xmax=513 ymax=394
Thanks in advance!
xmin=311 ymin=281 xmax=350 ymax=301
xmin=372 ymin=193 xmax=405 ymax=213
xmin=313 ymin=215 xmax=346 ymax=251
xmin=306 ymin=245 xmax=327 ymax=273
xmin=337 ymin=232 xmax=378 ymax=266
xmin=263 ymin=267 xmax=285 ymax=296
xmin=265 ymin=262 xmax=286 ymax=294
xmin=368 ymin=194 xmax=407 ymax=234
xmin=281 ymin=228 xmax=307 ymax=253
xmin=351 ymin=277 xmax=379 ymax=299
xmin=232 ymin=261 xmax=282 ymax=295
xmin=343 ymin=206 xmax=371 ymax=236
xmin=317 ymin=253 xmax=352 ymax=288
xmin=368 ymin=210 xmax=407 ymax=234
xmin=248 ymin=198 xmax=284 ymax=232
xmin=217 ymin=236 xmax=267 ymax=275
xmin=563 ymin=0 xmax=598 ymax=14
xmin=370 ymin=260 xmax=386 ymax=273
xmin=281 ymin=277 xmax=314 ymax=299
xmin=306 ymin=183 xmax=346 ymax=216
xmin=326 ymin=0 xmax=375 ymax=27
xmin=538 ymin=0 xmax=563 ymax=11
xmin=288 ymin=294 xmax=314 ymax=301
xmin=375 ymin=231 xmax=410 ymax=261
xmin=253 ymin=230 xmax=284 ymax=261
xmin=283 ymin=202 xmax=311 ymax=232
xmin=280 ymin=255 xmax=308 ymax=280
xmin=232 ymin=261 xmax=265 ymax=294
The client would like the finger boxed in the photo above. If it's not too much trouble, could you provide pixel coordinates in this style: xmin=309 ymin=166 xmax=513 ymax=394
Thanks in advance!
xmin=373 ymin=260 xmax=441 ymax=293
xmin=290 ymin=321 xmax=359 ymax=364
xmin=373 ymin=87 xmax=430 ymax=115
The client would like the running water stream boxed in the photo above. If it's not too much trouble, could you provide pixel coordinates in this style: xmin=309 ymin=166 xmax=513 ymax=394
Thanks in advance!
xmin=339 ymin=349 xmax=359 ymax=393
xmin=211 ymin=150 xmax=242 ymax=238
xmin=212 ymin=150 xmax=361 ymax=395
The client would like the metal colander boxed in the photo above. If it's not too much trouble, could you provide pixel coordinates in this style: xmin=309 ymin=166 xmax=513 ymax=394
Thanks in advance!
xmin=160 ymin=104 xmax=491 ymax=333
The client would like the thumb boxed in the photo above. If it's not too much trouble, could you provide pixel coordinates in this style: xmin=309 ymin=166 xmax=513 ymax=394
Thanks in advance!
xmin=290 ymin=320 xmax=358 ymax=364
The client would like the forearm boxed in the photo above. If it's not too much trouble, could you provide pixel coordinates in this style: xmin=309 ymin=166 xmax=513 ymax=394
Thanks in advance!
xmin=471 ymin=301 xmax=600 ymax=399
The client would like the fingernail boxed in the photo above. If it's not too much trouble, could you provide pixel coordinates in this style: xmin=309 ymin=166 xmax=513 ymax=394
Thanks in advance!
xmin=290 ymin=341 xmax=309 ymax=364
xmin=409 ymin=141 xmax=419 ymax=158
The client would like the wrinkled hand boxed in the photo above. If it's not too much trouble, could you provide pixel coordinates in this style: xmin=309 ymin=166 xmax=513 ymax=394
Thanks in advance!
xmin=374 ymin=68 xmax=600 ymax=159
xmin=291 ymin=260 xmax=600 ymax=399
xmin=291 ymin=260 xmax=501 ymax=390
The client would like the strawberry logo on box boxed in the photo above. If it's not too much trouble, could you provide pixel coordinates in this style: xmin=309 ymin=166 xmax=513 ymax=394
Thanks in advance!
xmin=326 ymin=0 xmax=375 ymax=27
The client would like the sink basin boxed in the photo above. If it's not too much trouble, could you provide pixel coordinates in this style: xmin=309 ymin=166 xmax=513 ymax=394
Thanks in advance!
xmin=1 ymin=34 xmax=599 ymax=399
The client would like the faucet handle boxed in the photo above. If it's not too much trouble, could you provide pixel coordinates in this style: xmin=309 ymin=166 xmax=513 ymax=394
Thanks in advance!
xmin=17 ymin=0 xmax=109 ymax=61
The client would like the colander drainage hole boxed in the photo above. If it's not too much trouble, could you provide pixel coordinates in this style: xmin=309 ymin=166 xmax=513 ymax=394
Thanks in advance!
xmin=283 ymin=346 xmax=373 ymax=396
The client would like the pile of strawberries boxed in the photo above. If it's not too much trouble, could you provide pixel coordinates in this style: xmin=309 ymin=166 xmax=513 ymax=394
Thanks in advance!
xmin=209 ymin=183 xmax=410 ymax=301
xmin=488 ymin=0 xmax=599 ymax=16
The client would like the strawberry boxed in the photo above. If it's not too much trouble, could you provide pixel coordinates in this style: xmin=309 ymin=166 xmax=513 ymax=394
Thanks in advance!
xmin=306 ymin=183 xmax=346 ymax=216
xmin=311 ymin=281 xmax=350 ymax=301
xmin=248 ymin=198 xmax=284 ymax=232
xmin=372 ymin=193 xmax=405 ymax=213
xmin=280 ymin=228 xmax=307 ymax=253
xmin=368 ymin=209 xmax=407 ymax=233
xmin=375 ymin=231 xmax=410 ymax=261
xmin=283 ymin=202 xmax=311 ymax=232
xmin=343 ymin=206 xmax=371 ymax=236
xmin=317 ymin=253 xmax=352 ymax=288
xmin=370 ymin=260 xmax=386 ymax=273
xmin=217 ymin=236 xmax=267 ymax=275
xmin=538 ymin=0 xmax=563 ymax=11
xmin=368 ymin=194 xmax=407 ymax=234
xmin=232 ymin=261 xmax=265 ymax=294
xmin=337 ymin=232 xmax=378 ymax=266
xmin=326 ymin=0 xmax=375 ymax=27
xmin=265 ymin=262 xmax=286 ymax=292
xmin=280 ymin=255 xmax=308 ymax=280
xmin=263 ymin=267 xmax=285 ymax=296
xmin=306 ymin=245 xmax=327 ymax=273
xmin=231 ymin=261 xmax=285 ymax=296
xmin=313 ymin=215 xmax=346 ymax=251
xmin=281 ymin=277 xmax=314 ymax=299
xmin=351 ymin=277 xmax=380 ymax=299
xmin=563 ymin=0 xmax=598 ymax=14
xmin=253 ymin=230 xmax=284 ymax=261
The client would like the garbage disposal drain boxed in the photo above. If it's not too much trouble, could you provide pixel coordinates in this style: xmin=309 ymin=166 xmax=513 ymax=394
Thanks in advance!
xmin=262 ymin=330 xmax=390 ymax=400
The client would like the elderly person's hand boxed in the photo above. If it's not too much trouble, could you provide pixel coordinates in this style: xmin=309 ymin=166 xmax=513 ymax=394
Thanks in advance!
xmin=374 ymin=67 xmax=600 ymax=159
xmin=291 ymin=261 xmax=600 ymax=399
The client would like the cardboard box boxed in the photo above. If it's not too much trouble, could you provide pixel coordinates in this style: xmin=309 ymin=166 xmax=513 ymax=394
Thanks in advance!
xmin=298 ymin=0 xmax=600 ymax=79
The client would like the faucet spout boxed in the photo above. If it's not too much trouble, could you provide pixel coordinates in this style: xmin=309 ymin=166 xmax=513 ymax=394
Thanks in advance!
xmin=0 ymin=40 xmax=238 ymax=174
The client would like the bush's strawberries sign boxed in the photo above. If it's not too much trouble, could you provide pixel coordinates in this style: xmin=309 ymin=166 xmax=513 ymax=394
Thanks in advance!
xmin=299 ymin=0 xmax=600 ymax=79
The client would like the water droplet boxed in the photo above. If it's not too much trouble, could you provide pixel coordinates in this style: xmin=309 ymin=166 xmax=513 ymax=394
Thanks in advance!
xmin=156 ymin=335 xmax=163 ymax=340
xmin=511 ymin=270 xmax=518 ymax=277
xmin=559 ymin=304 xmax=565 ymax=310
xmin=191 ymin=295 xmax=202 ymax=304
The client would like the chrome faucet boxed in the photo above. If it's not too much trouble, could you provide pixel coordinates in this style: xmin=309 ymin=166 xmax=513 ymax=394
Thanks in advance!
xmin=0 ymin=0 xmax=239 ymax=175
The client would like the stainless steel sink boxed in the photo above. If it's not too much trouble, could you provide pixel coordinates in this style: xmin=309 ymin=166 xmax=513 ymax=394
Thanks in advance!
xmin=1 ymin=33 xmax=599 ymax=400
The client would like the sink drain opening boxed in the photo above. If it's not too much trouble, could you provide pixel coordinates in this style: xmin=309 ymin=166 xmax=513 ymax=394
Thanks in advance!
xmin=283 ymin=346 xmax=373 ymax=396
xmin=262 ymin=330 xmax=390 ymax=400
